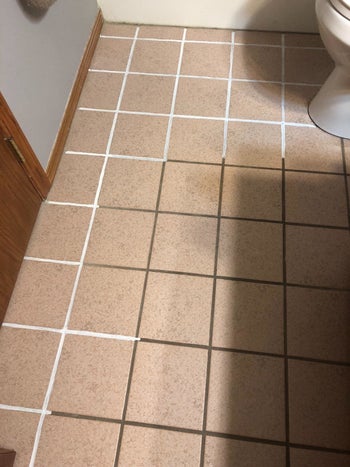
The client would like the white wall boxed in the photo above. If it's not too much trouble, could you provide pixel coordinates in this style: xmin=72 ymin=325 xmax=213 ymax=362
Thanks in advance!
xmin=0 ymin=0 xmax=98 ymax=169
xmin=97 ymin=0 xmax=318 ymax=33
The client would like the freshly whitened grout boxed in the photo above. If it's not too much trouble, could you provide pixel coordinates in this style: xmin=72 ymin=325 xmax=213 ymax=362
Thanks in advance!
xmin=45 ymin=201 xmax=95 ymax=208
xmin=2 ymin=322 xmax=140 ymax=341
xmin=78 ymin=107 xmax=115 ymax=113
xmin=163 ymin=28 xmax=187 ymax=161
xmin=88 ymin=67 xmax=323 ymax=87
xmin=119 ymin=110 xmax=169 ymax=117
xmin=108 ymin=154 xmax=165 ymax=162
xmin=222 ymin=31 xmax=235 ymax=159
xmin=0 ymin=404 xmax=50 ymax=415
xmin=23 ymin=256 xmax=80 ymax=266
xmin=28 ymin=27 xmax=141 ymax=467
xmin=65 ymin=150 xmax=105 ymax=157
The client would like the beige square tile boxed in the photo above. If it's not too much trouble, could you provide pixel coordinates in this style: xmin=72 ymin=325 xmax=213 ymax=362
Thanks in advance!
xmin=207 ymin=351 xmax=285 ymax=439
xmin=65 ymin=110 xmax=114 ymax=154
xmin=235 ymin=31 xmax=281 ymax=45
xmin=285 ymin=48 xmax=333 ymax=85
xmin=151 ymin=213 xmax=217 ymax=275
xmin=49 ymin=335 xmax=132 ymax=418
xmin=5 ymin=261 xmax=77 ymax=328
xmin=0 ymin=328 xmax=59 ymax=408
xmin=230 ymin=81 xmax=282 ymax=121
xmin=226 ymin=121 xmax=282 ymax=168
xmin=222 ymin=166 xmax=282 ymax=220
xmin=130 ymin=40 xmax=181 ymax=74
xmin=78 ymin=71 xmax=123 ymax=110
xmin=286 ymin=172 xmax=348 ymax=227
xmin=204 ymin=436 xmax=286 ymax=467
xmin=186 ymin=28 xmax=232 ymax=42
xmin=99 ymin=158 xmax=162 ymax=210
xmin=110 ymin=114 xmax=168 ymax=158
xmin=285 ymin=126 xmax=343 ymax=173
xmin=26 ymin=204 xmax=92 ymax=261
xmin=0 ymin=410 xmax=39 ymax=467
xmin=101 ymin=23 xmax=136 ymax=37
xmin=175 ymin=77 xmax=228 ymax=117
xmin=290 ymin=448 xmax=350 ymax=467
xmin=181 ymin=43 xmax=231 ymax=78
xmin=168 ymin=117 xmax=224 ymax=163
xmin=85 ymin=208 xmax=154 ymax=268
xmin=218 ymin=219 xmax=283 ymax=282
xmin=213 ymin=280 xmax=284 ymax=353
xmin=140 ymin=272 xmax=212 ymax=344
xmin=289 ymin=360 xmax=350 ymax=450
xmin=36 ymin=416 xmax=120 ymax=467
xmin=127 ymin=342 xmax=207 ymax=429
xmin=119 ymin=425 xmax=201 ymax=466
xmin=287 ymin=287 xmax=350 ymax=363
xmin=121 ymin=74 xmax=175 ymax=113
xmin=284 ymin=85 xmax=319 ymax=124
xmin=138 ymin=25 xmax=184 ymax=40
xmin=69 ymin=266 xmax=145 ymax=335
xmin=160 ymin=162 xmax=221 ymax=215
xmin=286 ymin=225 xmax=350 ymax=288
xmin=48 ymin=155 xmax=103 ymax=204
xmin=285 ymin=33 xmax=324 ymax=48
xmin=233 ymin=45 xmax=282 ymax=81
xmin=90 ymin=37 xmax=132 ymax=71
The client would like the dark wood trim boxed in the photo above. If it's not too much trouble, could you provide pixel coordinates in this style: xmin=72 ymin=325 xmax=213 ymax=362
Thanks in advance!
xmin=0 ymin=448 xmax=16 ymax=467
xmin=46 ymin=10 xmax=103 ymax=183
xmin=0 ymin=93 xmax=51 ymax=199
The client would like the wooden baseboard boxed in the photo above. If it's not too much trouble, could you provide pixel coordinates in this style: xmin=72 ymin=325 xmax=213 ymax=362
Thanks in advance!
xmin=46 ymin=10 xmax=103 ymax=183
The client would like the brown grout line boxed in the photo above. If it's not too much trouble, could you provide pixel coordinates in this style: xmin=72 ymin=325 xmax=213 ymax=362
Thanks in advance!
xmin=281 ymin=32 xmax=291 ymax=467
xmin=113 ymin=160 xmax=167 ymax=466
xmin=341 ymin=139 xmax=350 ymax=230
xmin=96 ymin=204 xmax=349 ymax=230
xmin=46 ymin=411 xmax=350 ymax=455
xmin=199 ymin=158 xmax=226 ymax=465
xmin=82 ymin=262 xmax=350 ymax=292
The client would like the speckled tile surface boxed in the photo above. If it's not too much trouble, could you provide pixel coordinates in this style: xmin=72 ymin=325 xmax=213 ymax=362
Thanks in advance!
xmin=2 ymin=23 xmax=350 ymax=467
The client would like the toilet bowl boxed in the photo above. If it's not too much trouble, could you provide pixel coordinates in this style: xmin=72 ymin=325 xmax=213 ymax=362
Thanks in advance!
xmin=308 ymin=0 xmax=350 ymax=139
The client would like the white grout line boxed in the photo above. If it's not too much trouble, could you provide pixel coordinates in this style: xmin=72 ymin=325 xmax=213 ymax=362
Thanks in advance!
xmin=70 ymin=108 xmax=316 ymax=129
xmin=78 ymin=107 xmax=115 ymax=113
xmin=88 ymin=68 xmax=323 ymax=87
xmin=108 ymin=154 xmax=165 ymax=162
xmin=2 ymin=322 xmax=140 ymax=341
xmin=28 ymin=27 xmax=141 ymax=467
xmin=24 ymin=256 xmax=80 ymax=266
xmin=222 ymin=32 xmax=235 ymax=159
xmin=45 ymin=201 xmax=95 ymax=208
xmin=65 ymin=150 xmax=106 ymax=157
xmin=281 ymin=34 xmax=286 ymax=159
xmin=119 ymin=110 xmax=169 ymax=117
xmin=99 ymin=34 xmax=324 ymax=50
xmin=0 ymin=404 xmax=50 ymax=415
xmin=163 ymin=28 xmax=187 ymax=161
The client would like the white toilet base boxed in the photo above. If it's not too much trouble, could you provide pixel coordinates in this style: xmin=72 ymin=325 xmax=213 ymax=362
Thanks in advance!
xmin=308 ymin=67 xmax=350 ymax=139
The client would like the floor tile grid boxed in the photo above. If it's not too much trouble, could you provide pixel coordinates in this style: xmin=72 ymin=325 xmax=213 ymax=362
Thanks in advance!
xmin=4 ymin=28 xmax=350 ymax=464
xmin=198 ymin=30 xmax=235 ymax=467
xmin=112 ymin=29 xmax=187 ymax=466
xmin=25 ymin=27 xmax=142 ymax=467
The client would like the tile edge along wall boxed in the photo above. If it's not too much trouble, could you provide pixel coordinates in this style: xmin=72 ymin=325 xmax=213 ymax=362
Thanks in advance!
xmin=97 ymin=0 xmax=318 ymax=33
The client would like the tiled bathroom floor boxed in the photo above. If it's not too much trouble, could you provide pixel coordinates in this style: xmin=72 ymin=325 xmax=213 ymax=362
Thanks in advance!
xmin=1 ymin=23 xmax=350 ymax=467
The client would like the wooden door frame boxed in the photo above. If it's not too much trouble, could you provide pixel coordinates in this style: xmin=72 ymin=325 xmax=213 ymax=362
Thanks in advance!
xmin=0 ymin=93 xmax=51 ymax=199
